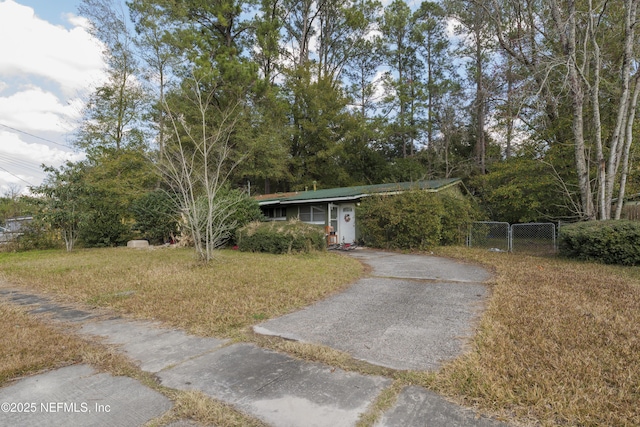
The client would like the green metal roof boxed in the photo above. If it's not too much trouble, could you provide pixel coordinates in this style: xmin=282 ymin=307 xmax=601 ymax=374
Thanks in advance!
xmin=256 ymin=178 xmax=461 ymax=205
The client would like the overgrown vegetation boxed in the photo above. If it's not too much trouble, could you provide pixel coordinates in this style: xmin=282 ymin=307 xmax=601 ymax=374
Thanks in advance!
xmin=130 ymin=189 xmax=179 ymax=244
xmin=558 ymin=220 xmax=640 ymax=265
xmin=357 ymin=190 xmax=479 ymax=250
xmin=236 ymin=220 xmax=325 ymax=254
xmin=469 ymin=157 xmax=575 ymax=223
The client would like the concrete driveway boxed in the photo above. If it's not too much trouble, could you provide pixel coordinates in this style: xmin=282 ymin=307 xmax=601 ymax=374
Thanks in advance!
xmin=0 ymin=249 xmax=506 ymax=427
xmin=255 ymin=249 xmax=492 ymax=371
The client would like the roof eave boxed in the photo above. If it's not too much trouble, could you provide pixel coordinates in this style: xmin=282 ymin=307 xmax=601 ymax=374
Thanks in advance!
xmin=279 ymin=195 xmax=364 ymax=204
xmin=257 ymin=179 xmax=461 ymax=206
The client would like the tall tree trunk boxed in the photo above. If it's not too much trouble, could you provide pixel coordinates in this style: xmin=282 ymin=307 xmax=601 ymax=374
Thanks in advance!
xmin=587 ymin=0 xmax=606 ymax=219
xmin=505 ymin=54 xmax=514 ymax=159
xmin=551 ymin=0 xmax=594 ymax=219
xmin=475 ymin=21 xmax=486 ymax=174
xmin=615 ymin=71 xmax=640 ymax=219
xmin=605 ymin=0 xmax=638 ymax=217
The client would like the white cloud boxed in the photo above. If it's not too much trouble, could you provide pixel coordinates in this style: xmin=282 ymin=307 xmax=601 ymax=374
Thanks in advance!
xmin=63 ymin=12 xmax=91 ymax=29
xmin=0 ymin=130 xmax=85 ymax=192
xmin=0 ymin=86 xmax=82 ymax=133
xmin=0 ymin=1 xmax=107 ymax=191
xmin=0 ymin=130 xmax=83 ymax=166
xmin=0 ymin=0 xmax=105 ymax=97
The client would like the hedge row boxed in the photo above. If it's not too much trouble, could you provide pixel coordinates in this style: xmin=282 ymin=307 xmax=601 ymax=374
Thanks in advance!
xmin=558 ymin=220 xmax=640 ymax=265
xmin=236 ymin=220 xmax=325 ymax=254
xmin=357 ymin=190 xmax=478 ymax=251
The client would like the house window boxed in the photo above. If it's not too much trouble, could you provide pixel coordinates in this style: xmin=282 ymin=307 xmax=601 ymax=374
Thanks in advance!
xmin=264 ymin=207 xmax=287 ymax=220
xmin=298 ymin=205 xmax=326 ymax=224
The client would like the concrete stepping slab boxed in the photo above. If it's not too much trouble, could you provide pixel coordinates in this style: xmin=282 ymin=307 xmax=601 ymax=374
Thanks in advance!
xmin=346 ymin=250 xmax=491 ymax=283
xmin=159 ymin=343 xmax=391 ymax=427
xmin=0 ymin=364 xmax=172 ymax=427
xmin=0 ymin=289 xmax=97 ymax=322
xmin=376 ymin=386 xmax=507 ymax=427
xmin=79 ymin=319 xmax=228 ymax=373
xmin=5 ymin=292 xmax=50 ymax=305
xmin=255 ymin=277 xmax=487 ymax=370
xmin=165 ymin=420 xmax=200 ymax=427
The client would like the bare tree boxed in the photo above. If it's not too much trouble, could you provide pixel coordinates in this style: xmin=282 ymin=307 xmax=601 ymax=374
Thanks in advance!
xmin=485 ymin=0 xmax=640 ymax=220
xmin=159 ymin=73 xmax=246 ymax=262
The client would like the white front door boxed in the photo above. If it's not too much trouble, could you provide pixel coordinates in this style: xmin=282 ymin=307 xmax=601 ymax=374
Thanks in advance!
xmin=338 ymin=204 xmax=356 ymax=244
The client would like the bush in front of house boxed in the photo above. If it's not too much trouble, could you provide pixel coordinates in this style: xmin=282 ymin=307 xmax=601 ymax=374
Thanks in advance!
xmin=0 ymin=220 xmax=63 ymax=252
xmin=439 ymin=192 xmax=479 ymax=245
xmin=558 ymin=220 xmax=640 ymax=265
xmin=236 ymin=219 xmax=325 ymax=254
xmin=358 ymin=191 xmax=444 ymax=250
xmin=357 ymin=190 xmax=478 ymax=250
xmin=224 ymin=188 xmax=264 ymax=245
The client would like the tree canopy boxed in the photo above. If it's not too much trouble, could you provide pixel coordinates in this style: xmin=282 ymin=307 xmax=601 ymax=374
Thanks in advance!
xmin=30 ymin=0 xmax=640 ymax=251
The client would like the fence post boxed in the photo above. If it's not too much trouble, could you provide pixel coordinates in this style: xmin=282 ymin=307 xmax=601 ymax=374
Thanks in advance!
xmin=508 ymin=225 xmax=513 ymax=252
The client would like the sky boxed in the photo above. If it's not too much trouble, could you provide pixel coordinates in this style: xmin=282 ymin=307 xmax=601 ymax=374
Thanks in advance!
xmin=0 ymin=0 xmax=108 ymax=195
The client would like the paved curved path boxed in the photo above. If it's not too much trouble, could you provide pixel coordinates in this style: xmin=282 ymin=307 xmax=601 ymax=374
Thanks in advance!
xmin=0 ymin=249 xmax=506 ymax=427
xmin=255 ymin=249 xmax=492 ymax=370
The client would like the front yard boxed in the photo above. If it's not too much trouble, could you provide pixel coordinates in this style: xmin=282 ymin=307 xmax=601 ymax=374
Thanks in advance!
xmin=0 ymin=246 xmax=638 ymax=426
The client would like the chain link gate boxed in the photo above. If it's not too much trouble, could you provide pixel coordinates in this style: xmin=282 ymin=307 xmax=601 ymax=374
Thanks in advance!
xmin=467 ymin=221 xmax=510 ymax=252
xmin=511 ymin=223 xmax=556 ymax=254
xmin=468 ymin=222 xmax=557 ymax=254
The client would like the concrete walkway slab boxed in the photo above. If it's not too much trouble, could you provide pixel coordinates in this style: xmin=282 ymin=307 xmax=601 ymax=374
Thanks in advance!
xmin=0 ymin=289 xmax=98 ymax=322
xmin=80 ymin=319 xmax=228 ymax=373
xmin=0 ymin=364 xmax=172 ymax=427
xmin=159 ymin=343 xmax=391 ymax=427
xmin=376 ymin=386 xmax=507 ymax=427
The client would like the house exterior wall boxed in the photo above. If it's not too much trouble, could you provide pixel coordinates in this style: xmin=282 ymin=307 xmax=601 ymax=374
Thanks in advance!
xmin=256 ymin=179 xmax=464 ymax=246
xmin=262 ymin=202 xmax=361 ymax=245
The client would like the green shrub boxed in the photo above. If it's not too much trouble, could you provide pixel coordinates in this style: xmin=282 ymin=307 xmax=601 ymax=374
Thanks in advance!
xmin=558 ymin=220 xmax=640 ymax=265
xmin=79 ymin=203 xmax=131 ymax=247
xmin=130 ymin=190 xmax=180 ymax=244
xmin=222 ymin=189 xmax=264 ymax=245
xmin=236 ymin=219 xmax=325 ymax=254
xmin=357 ymin=189 xmax=478 ymax=250
xmin=440 ymin=192 xmax=479 ymax=245
xmin=357 ymin=191 xmax=443 ymax=250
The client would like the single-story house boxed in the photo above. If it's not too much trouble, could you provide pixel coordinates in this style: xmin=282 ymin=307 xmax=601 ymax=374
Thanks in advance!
xmin=255 ymin=178 xmax=462 ymax=245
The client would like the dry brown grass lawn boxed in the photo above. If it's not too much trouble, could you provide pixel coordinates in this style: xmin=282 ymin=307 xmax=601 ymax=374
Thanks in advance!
xmin=2 ymin=247 xmax=639 ymax=426
xmin=0 ymin=248 xmax=361 ymax=427
xmin=0 ymin=304 xmax=89 ymax=386
xmin=426 ymin=247 xmax=640 ymax=427
xmin=0 ymin=248 xmax=363 ymax=338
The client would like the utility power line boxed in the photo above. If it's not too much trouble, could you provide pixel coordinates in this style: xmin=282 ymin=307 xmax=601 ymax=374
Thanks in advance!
xmin=0 ymin=165 xmax=34 ymax=187
xmin=0 ymin=122 xmax=73 ymax=149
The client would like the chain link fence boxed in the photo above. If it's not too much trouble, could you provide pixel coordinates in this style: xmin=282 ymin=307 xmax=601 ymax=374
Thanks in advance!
xmin=468 ymin=221 xmax=557 ymax=254
xmin=467 ymin=221 xmax=510 ymax=252
xmin=511 ymin=223 xmax=556 ymax=254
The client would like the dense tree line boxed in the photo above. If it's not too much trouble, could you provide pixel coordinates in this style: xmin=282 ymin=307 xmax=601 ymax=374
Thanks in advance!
xmin=22 ymin=0 xmax=640 ymax=253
